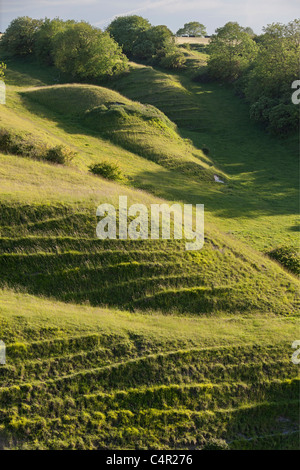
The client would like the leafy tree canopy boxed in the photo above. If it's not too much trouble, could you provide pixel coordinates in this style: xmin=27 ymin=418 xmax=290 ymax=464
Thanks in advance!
xmin=176 ymin=22 xmax=207 ymax=37
xmin=107 ymin=16 xmax=151 ymax=55
xmin=53 ymin=22 xmax=128 ymax=80
xmin=35 ymin=18 xmax=76 ymax=65
xmin=208 ymin=22 xmax=259 ymax=81
xmin=1 ymin=16 xmax=43 ymax=56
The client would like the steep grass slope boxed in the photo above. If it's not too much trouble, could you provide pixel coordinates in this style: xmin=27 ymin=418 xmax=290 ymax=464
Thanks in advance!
xmin=0 ymin=289 xmax=299 ymax=450
xmin=0 ymin=153 xmax=298 ymax=316
xmin=22 ymin=84 xmax=217 ymax=180
xmin=111 ymin=63 xmax=299 ymax=254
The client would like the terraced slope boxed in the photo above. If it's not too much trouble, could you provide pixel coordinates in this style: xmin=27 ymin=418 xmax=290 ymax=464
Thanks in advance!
xmin=0 ymin=289 xmax=299 ymax=450
xmin=0 ymin=192 xmax=298 ymax=316
xmin=0 ymin=58 xmax=299 ymax=450
xmin=22 ymin=84 xmax=218 ymax=180
xmin=110 ymin=63 xmax=299 ymax=254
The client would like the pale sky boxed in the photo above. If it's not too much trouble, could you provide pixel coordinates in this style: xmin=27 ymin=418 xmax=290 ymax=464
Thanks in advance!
xmin=0 ymin=0 xmax=299 ymax=34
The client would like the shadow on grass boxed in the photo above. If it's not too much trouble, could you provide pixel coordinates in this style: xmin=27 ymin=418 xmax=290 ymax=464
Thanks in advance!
xmin=17 ymin=67 xmax=299 ymax=221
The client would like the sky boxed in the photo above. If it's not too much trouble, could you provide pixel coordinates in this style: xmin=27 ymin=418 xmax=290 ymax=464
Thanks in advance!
xmin=0 ymin=0 xmax=299 ymax=34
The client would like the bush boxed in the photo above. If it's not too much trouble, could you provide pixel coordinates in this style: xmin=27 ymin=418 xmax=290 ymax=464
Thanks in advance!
xmin=45 ymin=145 xmax=76 ymax=164
xmin=159 ymin=50 xmax=186 ymax=69
xmin=267 ymin=103 xmax=298 ymax=135
xmin=0 ymin=128 xmax=76 ymax=165
xmin=89 ymin=161 xmax=123 ymax=181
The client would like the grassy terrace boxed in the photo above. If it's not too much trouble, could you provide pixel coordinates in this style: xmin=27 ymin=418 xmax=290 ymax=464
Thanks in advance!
xmin=0 ymin=54 xmax=299 ymax=449
xmin=0 ymin=289 xmax=299 ymax=449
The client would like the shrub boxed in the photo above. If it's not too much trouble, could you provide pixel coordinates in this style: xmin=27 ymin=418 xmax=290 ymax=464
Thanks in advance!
xmin=0 ymin=128 xmax=76 ymax=165
xmin=159 ymin=50 xmax=186 ymax=69
xmin=267 ymin=103 xmax=298 ymax=136
xmin=0 ymin=128 xmax=14 ymax=152
xmin=45 ymin=145 xmax=76 ymax=164
xmin=89 ymin=161 xmax=122 ymax=181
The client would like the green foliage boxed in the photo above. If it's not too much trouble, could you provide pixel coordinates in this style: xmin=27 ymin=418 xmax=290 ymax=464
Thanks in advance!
xmin=107 ymin=16 xmax=185 ymax=69
xmin=245 ymin=19 xmax=300 ymax=134
xmin=0 ymin=62 xmax=6 ymax=79
xmin=107 ymin=16 xmax=151 ymax=56
xmin=208 ymin=19 xmax=299 ymax=135
xmin=1 ymin=16 xmax=43 ymax=56
xmin=1 ymin=16 xmax=128 ymax=81
xmin=34 ymin=18 xmax=75 ymax=65
xmin=0 ymin=128 xmax=76 ymax=164
xmin=89 ymin=161 xmax=122 ymax=180
xmin=45 ymin=145 xmax=76 ymax=164
xmin=52 ymin=22 xmax=128 ymax=80
xmin=243 ymin=27 xmax=255 ymax=37
xmin=159 ymin=50 xmax=186 ymax=69
xmin=202 ymin=438 xmax=230 ymax=450
xmin=208 ymin=22 xmax=259 ymax=82
xmin=176 ymin=22 xmax=207 ymax=38
xmin=268 ymin=246 xmax=300 ymax=275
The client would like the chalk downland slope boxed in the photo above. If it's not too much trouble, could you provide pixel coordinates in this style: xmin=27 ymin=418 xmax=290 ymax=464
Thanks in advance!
xmin=23 ymin=84 xmax=218 ymax=180
xmin=0 ymin=288 xmax=299 ymax=450
xmin=0 ymin=58 xmax=299 ymax=450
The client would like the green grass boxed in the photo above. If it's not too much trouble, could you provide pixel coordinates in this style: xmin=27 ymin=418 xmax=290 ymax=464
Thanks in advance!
xmin=22 ymin=84 xmax=217 ymax=179
xmin=110 ymin=62 xmax=299 ymax=253
xmin=0 ymin=289 xmax=299 ymax=449
xmin=0 ymin=55 xmax=299 ymax=450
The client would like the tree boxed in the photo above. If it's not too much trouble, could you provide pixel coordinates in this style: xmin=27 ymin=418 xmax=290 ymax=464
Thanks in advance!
xmin=245 ymin=19 xmax=300 ymax=134
xmin=133 ymin=25 xmax=174 ymax=59
xmin=35 ymin=18 xmax=75 ymax=65
xmin=176 ymin=22 xmax=207 ymax=37
xmin=243 ymin=27 xmax=255 ymax=37
xmin=246 ymin=20 xmax=300 ymax=102
xmin=107 ymin=16 xmax=151 ymax=56
xmin=1 ymin=16 xmax=43 ymax=56
xmin=52 ymin=22 xmax=128 ymax=80
xmin=144 ymin=25 xmax=174 ymax=51
xmin=208 ymin=22 xmax=259 ymax=82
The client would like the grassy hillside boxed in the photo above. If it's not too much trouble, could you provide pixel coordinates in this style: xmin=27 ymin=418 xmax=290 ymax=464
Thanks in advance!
xmin=22 ymin=84 xmax=217 ymax=180
xmin=111 ymin=62 xmax=299 ymax=254
xmin=0 ymin=56 xmax=299 ymax=450
xmin=0 ymin=289 xmax=299 ymax=450
xmin=0 ymin=153 xmax=298 ymax=315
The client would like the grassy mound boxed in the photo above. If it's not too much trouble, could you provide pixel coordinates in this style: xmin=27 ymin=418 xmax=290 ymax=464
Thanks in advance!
xmin=23 ymin=84 xmax=217 ymax=180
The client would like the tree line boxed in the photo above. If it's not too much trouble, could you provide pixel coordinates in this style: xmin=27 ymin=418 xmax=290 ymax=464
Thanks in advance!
xmin=206 ymin=20 xmax=300 ymax=135
xmin=0 ymin=15 xmax=188 ymax=81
